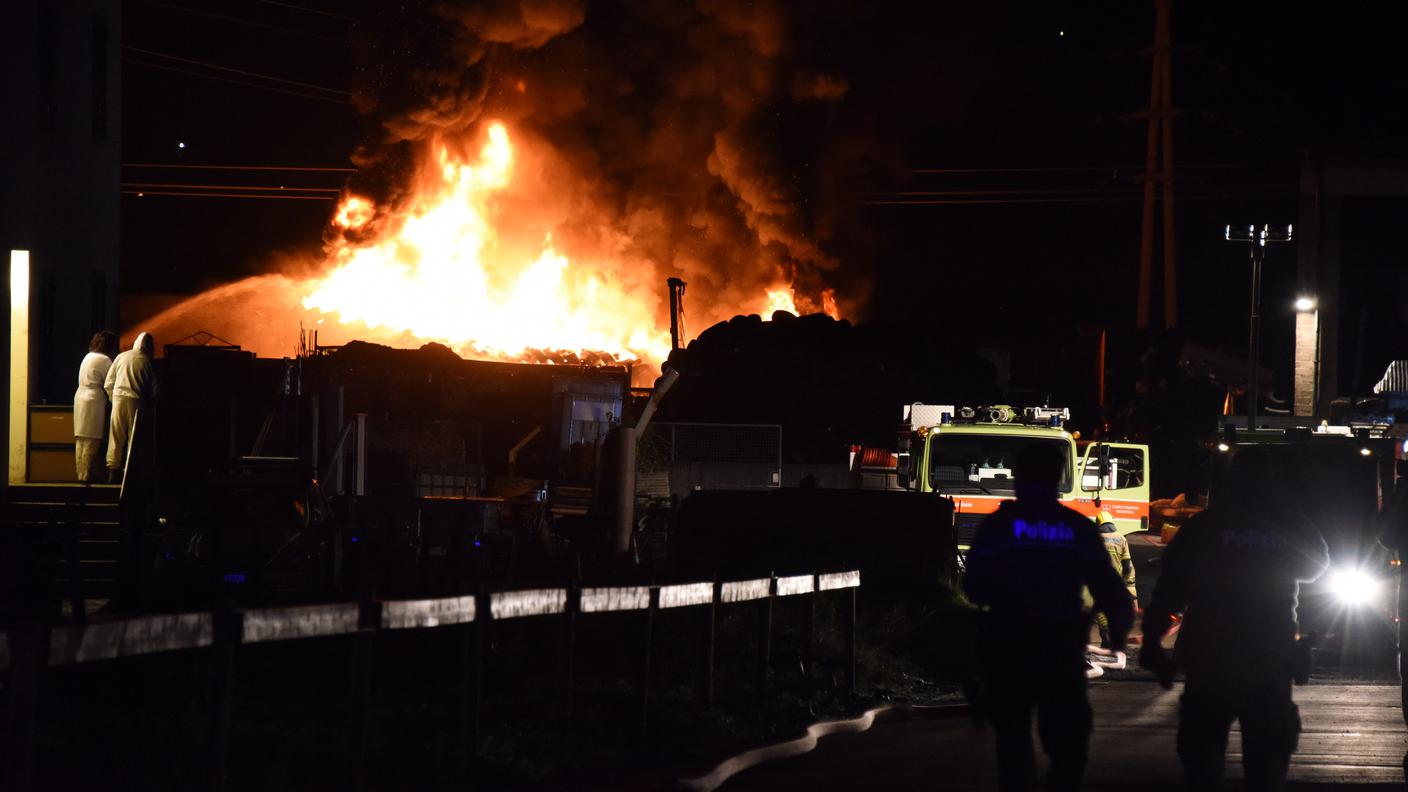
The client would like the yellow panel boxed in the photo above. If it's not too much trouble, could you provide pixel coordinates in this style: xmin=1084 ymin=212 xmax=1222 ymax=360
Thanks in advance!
xmin=31 ymin=408 xmax=74 ymax=444
xmin=10 ymin=250 xmax=29 ymax=484
xmin=29 ymin=447 xmax=78 ymax=483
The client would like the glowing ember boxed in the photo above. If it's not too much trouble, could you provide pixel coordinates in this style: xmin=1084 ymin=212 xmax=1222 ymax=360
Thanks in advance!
xmin=763 ymin=287 xmax=797 ymax=317
xmin=303 ymin=123 xmax=671 ymax=367
xmin=333 ymin=196 xmax=374 ymax=230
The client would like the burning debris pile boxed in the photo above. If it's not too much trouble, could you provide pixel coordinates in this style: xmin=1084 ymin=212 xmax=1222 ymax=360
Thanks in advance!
xmin=141 ymin=0 xmax=873 ymax=378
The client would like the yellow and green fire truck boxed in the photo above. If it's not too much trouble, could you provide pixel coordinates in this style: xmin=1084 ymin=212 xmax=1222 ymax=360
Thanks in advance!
xmin=897 ymin=404 xmax=1152 ymax=549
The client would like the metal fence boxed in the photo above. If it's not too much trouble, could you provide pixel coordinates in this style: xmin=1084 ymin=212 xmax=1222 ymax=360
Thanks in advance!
xmin=0 ymin=570 xmax=860 ymax=792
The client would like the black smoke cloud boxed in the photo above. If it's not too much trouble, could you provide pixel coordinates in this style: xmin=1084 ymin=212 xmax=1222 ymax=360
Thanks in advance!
xmin=343 ymin=0 xmax=934 ymax=326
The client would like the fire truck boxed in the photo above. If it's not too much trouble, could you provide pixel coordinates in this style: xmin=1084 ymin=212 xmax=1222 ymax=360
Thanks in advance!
xmin=897 ymin=404 xmax=1152 ymax=550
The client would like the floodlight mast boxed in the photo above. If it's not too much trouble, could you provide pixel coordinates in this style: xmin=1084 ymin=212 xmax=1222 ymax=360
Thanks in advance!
xmin=1224 ymin=224 xmax=1293 ymax=430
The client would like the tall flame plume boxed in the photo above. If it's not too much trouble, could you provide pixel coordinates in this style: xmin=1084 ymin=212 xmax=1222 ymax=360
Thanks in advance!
xmin=304 ymin=123 xmax=671 ymax=368
xmin=136 ymin=121 xmax=842 ymax=378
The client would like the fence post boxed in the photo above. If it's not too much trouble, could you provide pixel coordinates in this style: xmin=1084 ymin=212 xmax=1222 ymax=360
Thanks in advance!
xmin=700 ymin=581 xmax=719 ymax=706
xmin=563 ymin=586 xmax=578 ymax=729
xmin=458 ymin=589 xmax=486 ymax=770
xmin=758 ymin=576 xmax=774 ymax=691
xmin=803 ymin=575 xmax=817 ymax=678
xmin=3 ymin=624 xmax=49 ymax=792
xmin=639 ymin=586 xmax=657 ymax=735
xmin=845 ymin=586 xmax=857 ymax=693
xmin=347 ymin=599 xmax=381 ymax=792
xmin=208 ymin=608 xmax=242 ymax=792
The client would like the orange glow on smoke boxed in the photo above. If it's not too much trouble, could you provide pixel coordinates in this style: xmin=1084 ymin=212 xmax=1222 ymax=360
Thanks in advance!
xmin=303 ymin=123 xmax=672 ymax=367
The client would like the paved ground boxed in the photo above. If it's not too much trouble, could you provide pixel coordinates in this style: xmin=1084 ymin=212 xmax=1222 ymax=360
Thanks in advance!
xmin=722 ymin=679 xmax=1407 ymax=790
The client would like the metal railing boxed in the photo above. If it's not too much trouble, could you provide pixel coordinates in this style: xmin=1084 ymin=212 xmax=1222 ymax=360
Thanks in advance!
xmin=1 ymin=570 xmax=860 ymax=792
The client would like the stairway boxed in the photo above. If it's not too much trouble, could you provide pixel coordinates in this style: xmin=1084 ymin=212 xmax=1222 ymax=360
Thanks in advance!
xmin=4 ymin=483 xmax=124 ymax=607
xmin=549 ymin=485 xmax=594 ymax=518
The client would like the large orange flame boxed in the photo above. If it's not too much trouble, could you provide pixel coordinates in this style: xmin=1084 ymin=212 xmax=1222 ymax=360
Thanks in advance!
xmin=138 ymin=121 xmax=841 ymax=379
xmin=303 ymin=123 xmax=671 ymax=367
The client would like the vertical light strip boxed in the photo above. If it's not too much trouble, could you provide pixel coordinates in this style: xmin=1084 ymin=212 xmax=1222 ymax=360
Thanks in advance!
xmin=9 ymin=250 xmax=30 ymax=485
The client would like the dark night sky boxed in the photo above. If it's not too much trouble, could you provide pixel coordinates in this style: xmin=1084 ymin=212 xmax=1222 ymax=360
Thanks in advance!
xmin=121 ymin=1 xmax=1408 ymax=398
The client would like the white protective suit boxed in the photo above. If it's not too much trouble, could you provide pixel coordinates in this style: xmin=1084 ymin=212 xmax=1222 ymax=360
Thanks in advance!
xmin=105 ymin=332 xmax=158 ymax=473
xmin=74 ymin=352 xmax=112 ymax=439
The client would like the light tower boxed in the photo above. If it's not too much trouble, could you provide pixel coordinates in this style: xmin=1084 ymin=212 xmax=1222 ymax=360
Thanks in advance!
xmin=1225 ymin=224 xmax=1294 ymax=429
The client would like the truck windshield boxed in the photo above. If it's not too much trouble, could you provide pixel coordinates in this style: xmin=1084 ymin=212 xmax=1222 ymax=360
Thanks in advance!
xmin=929 ymin=435 xmax=1072 ymax=493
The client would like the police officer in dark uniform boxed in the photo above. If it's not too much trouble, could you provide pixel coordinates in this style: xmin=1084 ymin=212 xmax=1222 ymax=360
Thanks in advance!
xmin=1375 ymin=459 xmax=1408 ymax=782
xmin=965 ymin=443 xmax=1134 ymax=792
xmin=1142 ymin=445 xmax=1328 ymax=792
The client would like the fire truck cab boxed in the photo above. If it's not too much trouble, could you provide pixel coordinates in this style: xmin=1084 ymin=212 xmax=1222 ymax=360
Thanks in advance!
xmin=898 ymin=403 xmax=1152 ymax=549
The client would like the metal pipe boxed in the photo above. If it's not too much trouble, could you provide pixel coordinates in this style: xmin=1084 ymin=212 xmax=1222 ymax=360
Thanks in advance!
xmin=507 ymin=425 xmax=542 ymax=477
xmin=639 ymin=588 xmax=657 ymax=735
xmin=1157 ymin=0 xmax=1178 ymax=329
xmin=1248 ymin=242 xmax=1263 ymax=430
xmin=667 ymin=278 xmax=687 ymax=350
xmin=610 ymin=367 xmax=679 ymax=555
xmin=354 ymin=412 xmax=367 ymax=497
xmin=635 ymin=368 xmax=680 ymax=435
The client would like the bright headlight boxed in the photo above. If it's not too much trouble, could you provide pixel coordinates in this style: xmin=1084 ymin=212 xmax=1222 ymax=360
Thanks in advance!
xmin=1326 ymin=567 xmax=1380 ymax=606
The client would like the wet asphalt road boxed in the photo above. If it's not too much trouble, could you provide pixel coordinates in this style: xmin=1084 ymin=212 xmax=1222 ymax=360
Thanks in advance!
xmin=721 ymin=678 xmax=1407 ymax=791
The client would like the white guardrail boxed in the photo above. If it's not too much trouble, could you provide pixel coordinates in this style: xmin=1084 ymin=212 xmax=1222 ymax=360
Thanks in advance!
xmin=0 ymin=572 xmax=860 ymax=672
xmin=0 ymin=572 xmax=861 ymax=792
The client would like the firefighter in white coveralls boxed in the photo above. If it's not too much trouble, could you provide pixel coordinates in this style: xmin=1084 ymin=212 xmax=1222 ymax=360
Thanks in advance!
xmin=103 ymin=332 xmax=159 ymax=482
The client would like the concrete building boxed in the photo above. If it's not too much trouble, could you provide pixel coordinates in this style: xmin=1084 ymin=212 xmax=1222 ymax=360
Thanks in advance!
xmin=2 ymin=0 xmax=122 ymax=482
xmin=1296 ymin=153 xmax=1408 ymax=416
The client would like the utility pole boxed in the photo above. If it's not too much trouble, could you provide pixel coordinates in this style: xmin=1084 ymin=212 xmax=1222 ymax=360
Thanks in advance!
xmin=1225 ymin=224 xmax=1293 ymax=429
xmin=1136 ymin=0 xmax=1178 ymax=331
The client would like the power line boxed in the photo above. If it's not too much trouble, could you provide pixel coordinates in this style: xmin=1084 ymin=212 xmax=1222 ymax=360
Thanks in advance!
xmin=913 ymin=165 xmax=1128 ymax=175
xmin=124 ymin=46 xmax=350 ymax=96
xmin=123 ymin=57 xmax=354 ymax=105
xmin=123 ymin=182 xmax=341 ymax=193
xmin=911 ymin=162 xmax=1285 ymax=174
xmin=864 ymin=192 xmax=1295 ymax=206
xmin=257 ymin=0 xmax=357 ymax=22
xmin=866 ymin=185 xmax=1289 ymax=199
xmin=868 ymin=188 xmax=1143 ymax=198
xmin=124 ymin=163 xmax=355 ymax=172
xmin=138 ymin=0 xmax=349 ymax=44
xmin=123 ymin=190 xmax=336 ymax=201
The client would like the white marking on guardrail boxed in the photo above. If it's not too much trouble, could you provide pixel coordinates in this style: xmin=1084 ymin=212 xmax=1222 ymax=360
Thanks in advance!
xmin=659 ymin=582 xmax=714 ymax=609
xmin=243 ymin=603 xmax=360 ymax=644
xmin=490 ymin=588 xmax=567 ymax=619
xmin=382 ymin=596 xmax=475 ymax=629
xmin=580 ymin=586 xmax=651 ymax=613
xmin=818 ymin=571 xmax=861 ymax=591
xmin=721 ymin=578 xmax=771 ymax=603
xmin=776 ymin=575 xmax=816 ymax=597
xmin=49 ymin=613 xmax=214 ymax=665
